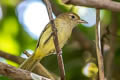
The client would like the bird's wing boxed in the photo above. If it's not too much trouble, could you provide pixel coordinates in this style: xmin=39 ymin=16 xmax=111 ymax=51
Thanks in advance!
xmin=36 ymin=23 xmax=52 ymax=48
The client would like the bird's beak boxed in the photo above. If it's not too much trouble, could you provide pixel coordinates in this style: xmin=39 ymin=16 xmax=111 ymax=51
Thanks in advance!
xmin=78 ymin=19 xmax=88 ymax=24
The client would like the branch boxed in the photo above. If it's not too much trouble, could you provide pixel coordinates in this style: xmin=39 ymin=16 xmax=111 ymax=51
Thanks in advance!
xmin=0 ymin=62 xmax=50 ymax=80
xmin=66 ymin=0 xmax=120 ymax=12
xmin=0 ymin=51 xmax=24 ymax=64
xmin=43 ymin=0 xmax=65 ymax=80
xmin=95 ymin=9 xmax=105 ymax=80
xmin=0 ymin=51 xmax=57 ymax=80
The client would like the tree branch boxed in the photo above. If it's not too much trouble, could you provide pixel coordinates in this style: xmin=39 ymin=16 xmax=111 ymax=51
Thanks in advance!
xmin=95 ymin=9 xmax=105 ymax=80
xmin=0 ymin=51 xmax=24 ymax=64
xmin=0 ymin=51 xmax=57 ymax=80
xmin=65 ymin=0 xmax=120 ymax=12
xmin=0 ymin=62 xmax=50 ymax=80
xmin=43 ymin=0 xmax=65 ymax=80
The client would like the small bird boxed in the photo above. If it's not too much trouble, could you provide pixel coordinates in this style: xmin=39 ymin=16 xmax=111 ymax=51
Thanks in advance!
xmin=19 ymin=12 xmax=87 ymax=71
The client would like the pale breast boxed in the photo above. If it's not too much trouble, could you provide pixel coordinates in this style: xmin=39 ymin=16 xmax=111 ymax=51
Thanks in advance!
xmin=56 ymin=18 xmax=73 ymax=48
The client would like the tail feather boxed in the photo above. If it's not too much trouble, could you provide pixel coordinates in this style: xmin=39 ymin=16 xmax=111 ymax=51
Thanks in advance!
xmin=19 ymin=55 xmax=40 ymax=71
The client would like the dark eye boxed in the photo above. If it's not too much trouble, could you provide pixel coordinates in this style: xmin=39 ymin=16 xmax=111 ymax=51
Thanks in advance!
xmin=69 ymin=14 xmax=77 ymax=20
xmin=71 ymin=15 xmax=75 ymax=19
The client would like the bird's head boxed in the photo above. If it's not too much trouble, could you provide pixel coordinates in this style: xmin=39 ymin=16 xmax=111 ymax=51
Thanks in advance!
xmin=58 ymin=12 xmax=88 ymax=28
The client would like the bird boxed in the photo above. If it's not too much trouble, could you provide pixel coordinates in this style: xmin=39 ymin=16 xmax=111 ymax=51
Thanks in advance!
xmin=19 ymin=12 xmax=87 ymax=71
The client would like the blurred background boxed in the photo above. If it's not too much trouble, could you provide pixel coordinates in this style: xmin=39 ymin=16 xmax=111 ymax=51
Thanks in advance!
xmin=0 ymin=0 xmax=120 ymax=80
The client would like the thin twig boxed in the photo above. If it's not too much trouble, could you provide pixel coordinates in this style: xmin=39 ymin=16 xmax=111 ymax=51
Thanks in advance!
xmin=0 ymin=62 xmax=50 ymax=80
xmin=23 ymin=51 xmax=31 ymax=56
xmin=0 ymin=51 xmax=24 ymax=64
xmin=43 ymin=0 xmax=65 ymax=80
xmin=68 ymin=0 xmax=120 ymax=12
xmin=96 ymin=9 xmax=105 ymax=80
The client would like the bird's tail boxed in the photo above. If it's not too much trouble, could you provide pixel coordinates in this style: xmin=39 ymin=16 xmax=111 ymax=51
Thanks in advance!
xmin=19 ymin=54 xmax=40 ymax=71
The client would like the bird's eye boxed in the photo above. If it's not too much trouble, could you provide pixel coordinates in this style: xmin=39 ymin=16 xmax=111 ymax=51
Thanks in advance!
xmin=68 ymin=13 xmax=77 ymax=20
xmin=71 ymin=15 xmax=75 ymax=19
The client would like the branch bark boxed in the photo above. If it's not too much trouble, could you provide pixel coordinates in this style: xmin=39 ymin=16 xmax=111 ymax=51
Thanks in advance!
xmin=65 ymin=0 xmax=120 ymax=12
xmin=0 ymin=62 xmax=50 ymax=80
xmin=43 ymin=0 xmax=65 ymax=80
xmin=0 ymin=51 xmax=57 ymax=80
xmin=96 ymin=9 xmax=105 ymax=80
xmin=0 ymin=51 xmax=24 ymax=64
